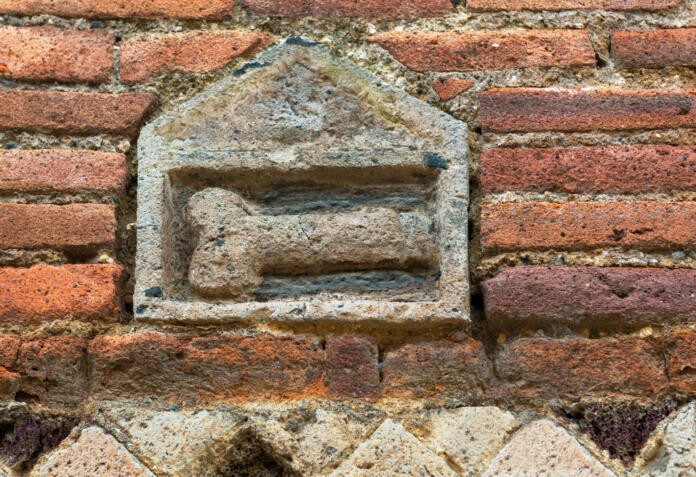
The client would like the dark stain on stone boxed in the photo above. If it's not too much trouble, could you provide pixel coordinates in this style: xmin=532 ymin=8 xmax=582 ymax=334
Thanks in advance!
xmin=285 ymin=36 xmax=321 ymax=47
xmin=424 ymin=153 xmax=448 ymax=169
xmin=233 ymin=61 xmax=270 ymax=77
xmin=144 ymin=287 xmax=163 ymax=298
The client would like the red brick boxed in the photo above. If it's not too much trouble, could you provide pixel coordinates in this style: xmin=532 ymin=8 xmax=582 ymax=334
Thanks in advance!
xmin=484 ymin=267 xmax=696 ymax=333
xmin=88 ymin=333 xmax=327 ymax=401
xmin=325 ymin=335 xmax=379 ymax=398
xmin=120 ymin=31 xmax=272 ymax=85
xmin=481 ymin=145 xmax=696 ymax=194
xmin=481 ymin=201 xmax=696 ymax=254
xmin=240 ymin=0 xmax=453 ymax=18
xmin=496 ymin=337 xmax=666 ymax=399
xmin=0 ymin=150 xmax=128 ymax=194
xmin=368 ymin=30 xmax=595 ymax=72
xmin=0 ymin=26 xmax=113 ymax=84
xmin=480 ymin=88 xmax=696 ymax=132
xmin=0 ymin=367 xmax=20 ymax=400
xmin=0 ymin=0 xmax=236 ymax=19
xmin=0 ymin=265 xmax=122 ymax=325
xmin=0 ymin=204 xmax=117 ymax=252
xmin=613 ymin=29 xmax=696 ymax=68
xmin=432 ymin=78 xmax=474 ymax=101
xmin=467 ymin=0 xmax=680 ymax=10
xmin=663 ymin=332 xmax=696 ymax=392
xmin=381 ymin=333 xmax=493 ymax=399
xmin=0 ymin=90 xmax=157 ymax=136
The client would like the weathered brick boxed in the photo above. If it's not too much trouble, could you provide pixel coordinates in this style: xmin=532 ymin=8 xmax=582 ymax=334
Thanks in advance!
xmin=0 ymin=26 xmax=114 ymax=84
xmin=120 ymin=31 xmax=272 ymax=84
xmin=0 ymin=150 xmax=128 ymax=194
xmin=0 ymin=0 xmax=236 ymax=19
xmin=0 ymin=90 xmax=157 ymax=136
xmin=467 ymin=0 xmax=680 ymax=10
xmin=484 ymin=267 xmax=696 ymax=333
xmin=0 ymin=366 xmax=20 ymax=400
xmin=88 ymin=333 xmax=327 ymax=400
xmin=663 ymin=332 xmax=696 ymax=393
xmin=613 ymin=29 xmax=696 ymax=68
xmin=480 ymin=88 xmax=696 ymax=132
xmin=325 ymin=335 xmax=379 ymax=398
xmin=432 ymin=78 xmax=474 ymax=101
xmin=0 ymin=265 xmax=122 ymax=325
xmin=0 ymin=204 xmax=117 ymax=252
xmin=381 ymin=333 xmax=494 ymax=399
xmin=481 ymin=145 xmax=696 ymax=194
xmin=368 ymin=30 xmax=595 ymax=72
xmin=240 ymin=0 xmax=453 ymax=18
xmin=0 ymin=336 xmax=89 ymax=403
xmin=481 ymin=201 xmax=696 ymax=254
xmin=496 ymin=337 xmax=667 ymax=399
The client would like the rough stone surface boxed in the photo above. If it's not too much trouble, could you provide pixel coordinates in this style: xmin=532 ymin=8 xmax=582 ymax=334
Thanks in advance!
xmin=467 ymin=0 xmax=679 ymax=9
xmin=0 ymin=264 xmax=123 ymax=325
xmin=481 ymin=201 xmax=696 ymax=254
xmin=329 ymin=418 xmax=457 ymax=476
xmin=482 ymin=420 xmax=615 ymax=477
xmin=0 ymin=26 xmax=114 ymax=83
xmin=481 ymin=145 xmax=696 ymax=194
xmin=325 ymin=335 xmax=379 ymax=398
xmin=0 ymin=90 xmax=157 ymax=136
xmin=432 ymin=78 xmax=474 ymax=101
xmin=240 ymin=0 xmax=454 ymax=18
xmin=480 ymin=88 xmax=696 ymax=133
xmin=423 ymin=407 xmax=518 ymax=475
xmin=30 ymin=426 xmax=155 ymax=477
xmin=0 ymin=204 xmax=117 ymax=252
xmin=662 ymin=332 xmax=696 ymax=394
xmin=484 ymin=267 xmax=696 ymax=332
xmin=120 ymin=31 xmax=272 ymax=84
xmin=613 ymin=29 xmax=696 ymax=68
xmin=136 ymin=37 xmax=469 ymax=329
xmin=0 ymin=150 xmax=129 ymax=195
xmin=368 ymin=30 xmax=596 ymax=72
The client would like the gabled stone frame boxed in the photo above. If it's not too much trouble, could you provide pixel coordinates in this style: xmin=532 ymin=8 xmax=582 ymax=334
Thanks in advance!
xmin=135 ymin=36 xmax=469 ymax=330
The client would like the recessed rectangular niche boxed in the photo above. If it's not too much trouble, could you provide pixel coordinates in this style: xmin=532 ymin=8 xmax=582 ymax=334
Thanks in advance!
xmin=135 ymin=37 xmax=470 ymax=329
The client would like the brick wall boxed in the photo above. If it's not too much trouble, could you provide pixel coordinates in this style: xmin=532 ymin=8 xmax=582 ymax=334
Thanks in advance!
xmin=0 ymin=0 xmax=695 ymax=475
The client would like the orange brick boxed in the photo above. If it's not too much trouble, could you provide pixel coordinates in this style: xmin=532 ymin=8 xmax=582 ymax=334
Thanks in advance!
xmin=0 ymin=265 xmax=123 ymax=325
xmin=0 ymin=90 xmax=157 ymax=136
xmin=121 ymin=31 xmax=272 ymax=84
xmin=432 ymin=78 xmax=474 ymax=101
xmin=368 ymin=30 xmax=595 ymax=72
xmin=0 ymin=204 xmax=117 ymax=252
xmin=240 ymin=0 xmax=453 ymax=18
xmin=613 ymin=29 xmax=696 ymax=68
xmin=0 ymin=0 xmax=236 ymax=19
xmin=467 ymin=0 xmax=680 ymax=10
xmin=0 ymin=26 xmax=114 ymax=84
xmin=0 ymin=150 xmax=128 ymax=194
xmin=480 ymin=88 xmax=696 ymax=132
xmin=481 ymin=201 xmax=696 ymax=254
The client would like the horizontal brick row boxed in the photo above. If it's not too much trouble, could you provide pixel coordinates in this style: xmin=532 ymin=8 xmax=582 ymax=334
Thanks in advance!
xmin=481 ymin=201 xmax=696 ymax=253
xmin=467 ymin=0 xmax=680 ymax=10
xmin=481 ymin=145 xmax=696 ymax=194
xmin=4 ymin=331 xmax=696 ymax=403
xmin=484 ymin=267 xmax=696 ymax=332
xmin=368 ymin=30 xmax=596 ymax=72
xmin=0 ymin=90 xmax=157 ymax=136
xmin=0 ymin=0 xmax=452 ymax=19
xmin=480 ymin=88 xmax=696 ymax=132
xmin=613 ymin=28 xmax=696 ymax=68
xmin=0 ymin=26 xmax=114 ymax=84
xmin=0 ymin=150 xmax=128 ymax=194
xmin=0 ymin=265 xmax=123 ymax=325
xmin=120 ymin=31 xmax=272 ymax=84
xmin=0 ymin=204 xmax=117 ymax=252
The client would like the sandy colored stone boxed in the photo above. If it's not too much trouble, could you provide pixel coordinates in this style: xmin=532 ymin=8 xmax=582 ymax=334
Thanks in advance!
xmin=30 ymin=426 xmax=155 ymax=477
xmin=467 ymin=0 xmax=679 ymax=10
xmin=482 ymin=420 xmax=615 ymax=477
xmin=423 ymin=407 xmax=518 ymax=475
xmin=240 ymin=0 xmax=453 ymax=18
xmin=635 ymin=402 xmax=696 ymax=476
xmin=329 ymin=418 xmax=457 ymax=476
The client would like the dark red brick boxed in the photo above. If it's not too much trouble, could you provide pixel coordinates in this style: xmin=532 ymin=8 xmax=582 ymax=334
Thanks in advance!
xmin=481 ymin=145 xmax=696 ymax=194
xmin=481 ymin=201 xmax=696 ymax=253
xmin=480 ymin=88 xmax=696 ymax=133
xmin=368 ymin=30 xmax=595 ymax=72
xmin=613 ymin=29 xmax=696 ymax=68
xmin=325 ymin=335 xmax=379 ymax=398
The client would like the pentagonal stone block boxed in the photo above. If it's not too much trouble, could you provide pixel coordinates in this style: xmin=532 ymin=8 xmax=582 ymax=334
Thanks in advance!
xmin=136 ymin=37 xmax=469 ymax=330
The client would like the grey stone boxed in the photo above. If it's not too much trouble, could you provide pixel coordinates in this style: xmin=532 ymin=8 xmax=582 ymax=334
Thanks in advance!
xmin=135 ymin=36 xmax=469 ymax=330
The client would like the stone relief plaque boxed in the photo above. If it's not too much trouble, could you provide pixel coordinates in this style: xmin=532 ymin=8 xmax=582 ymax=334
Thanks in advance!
xmin=135 ymin=37 xmax=469 ymax=329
